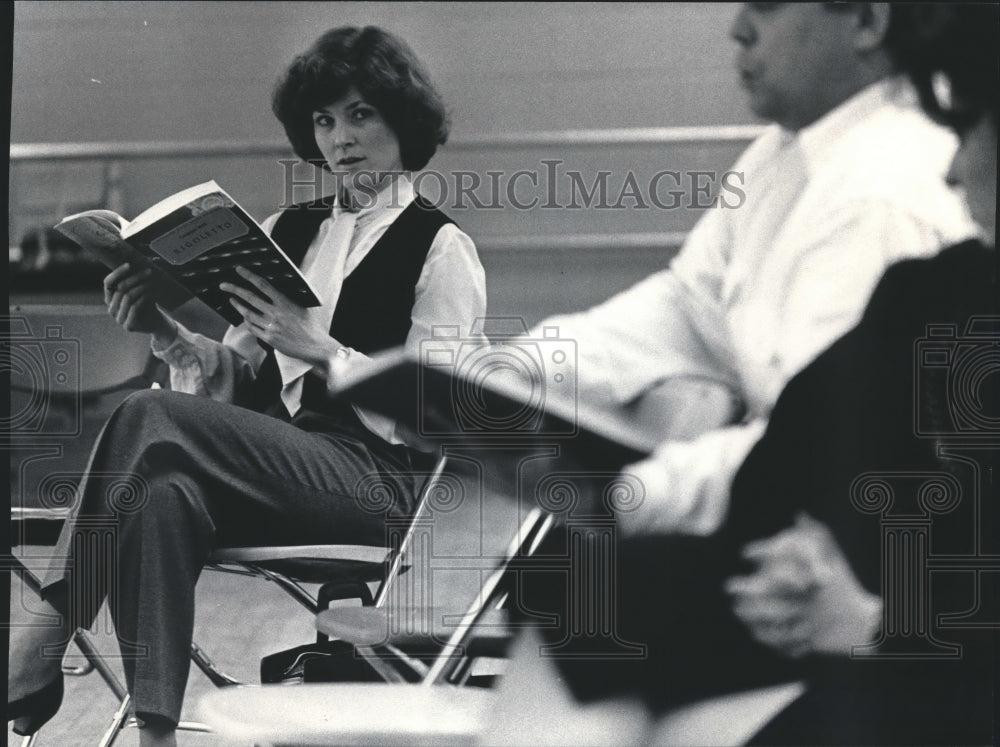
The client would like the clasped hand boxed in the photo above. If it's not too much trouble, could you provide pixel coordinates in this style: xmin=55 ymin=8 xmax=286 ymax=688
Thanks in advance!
xmin=724 ymin=512 xmax=883 ymax=659
xmin=221 ymin=266 xmax=336 ymax=368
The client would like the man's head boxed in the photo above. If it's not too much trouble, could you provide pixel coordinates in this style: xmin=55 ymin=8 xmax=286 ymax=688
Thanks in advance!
xmin=730 ymin=3 xmax=896 ymax=131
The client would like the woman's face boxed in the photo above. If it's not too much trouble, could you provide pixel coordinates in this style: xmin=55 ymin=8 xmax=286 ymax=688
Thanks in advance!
xmin=947 ymin=113 xmax=998 ymax=244
xmin=312 ymin=87 xmax=403 ymax=203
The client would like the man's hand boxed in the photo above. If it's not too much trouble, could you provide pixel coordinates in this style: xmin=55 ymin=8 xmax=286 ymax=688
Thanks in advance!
xmin=104 ymin=263 xmax=176 ymax=340
xmin=220 ymin=266 xmax=339 ymax=369
xmin=724 ymin=512 xmax=882 ymax=658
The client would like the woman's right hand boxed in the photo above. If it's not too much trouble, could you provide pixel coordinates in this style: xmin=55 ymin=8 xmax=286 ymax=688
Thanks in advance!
xmin=103 ymin=263 xmax=176 ymax=341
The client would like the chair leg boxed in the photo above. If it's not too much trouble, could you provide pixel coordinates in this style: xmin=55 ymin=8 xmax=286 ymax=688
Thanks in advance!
xmin=96 ymin=693 xmax=215 ymax=746
xmin=72 ymin=628 xmax=129 ymax=700
xmin=97 ymin=692 xmax=132 ymax=747
xmin=190 ymin=641 xmax=243 ymax=687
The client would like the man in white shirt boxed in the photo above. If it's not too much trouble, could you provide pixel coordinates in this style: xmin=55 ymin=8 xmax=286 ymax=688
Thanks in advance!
xmin=534 ymin=3 xmax=975 ymax=536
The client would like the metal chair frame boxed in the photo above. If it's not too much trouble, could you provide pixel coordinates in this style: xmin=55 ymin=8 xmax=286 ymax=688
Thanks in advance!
xmin=10 ymin=455 xmax=449 ymax=746
xmin=196 ymin=507 xmax=556 ymax=745
xmin=315 ymin=506 xmax=555 ymax=687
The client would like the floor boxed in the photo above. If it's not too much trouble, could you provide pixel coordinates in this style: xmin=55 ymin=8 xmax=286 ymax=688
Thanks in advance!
xmin=9 ymin=464 xmax=526 ymax=746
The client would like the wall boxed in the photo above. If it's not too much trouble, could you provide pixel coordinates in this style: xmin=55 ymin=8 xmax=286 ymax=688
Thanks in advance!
xmin=11 ymin=1 xmax=758 ymax=323
xmin=12 ymin=2 xmax=747 ymax=141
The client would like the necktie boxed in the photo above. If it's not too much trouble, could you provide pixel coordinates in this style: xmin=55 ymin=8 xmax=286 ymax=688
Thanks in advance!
xmin=276 ymin=206 xmax=358 ymax=416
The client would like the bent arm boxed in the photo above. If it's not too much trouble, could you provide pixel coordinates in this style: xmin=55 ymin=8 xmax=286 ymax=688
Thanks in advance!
xmin=534 ymin=205 xmax=738 ymax=411
xmin=618 ymin=198 xmax=965 ymax=536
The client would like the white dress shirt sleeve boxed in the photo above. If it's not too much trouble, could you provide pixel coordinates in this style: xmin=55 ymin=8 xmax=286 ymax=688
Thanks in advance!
xmin=150 ymin=319 xmax=261 ymax=401
xmin=776 ymin=197 xmax=961 ymax=382
xmin=531 ymin=205 xmax=740 ymax=412
xmin=617 ymin=196 xmax=959 ymax=537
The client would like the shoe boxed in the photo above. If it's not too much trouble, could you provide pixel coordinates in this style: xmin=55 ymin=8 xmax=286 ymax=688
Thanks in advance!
xmin=8 ymin=675 xmax=64 ymax=736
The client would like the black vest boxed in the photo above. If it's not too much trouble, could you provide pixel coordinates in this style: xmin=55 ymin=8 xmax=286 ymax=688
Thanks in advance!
xmin=245 ymin=194 xmax=455 ymax=421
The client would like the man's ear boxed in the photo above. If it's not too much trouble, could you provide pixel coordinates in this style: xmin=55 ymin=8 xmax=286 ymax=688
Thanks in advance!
xmin=853 ymin=2 xmax=891 ymax=53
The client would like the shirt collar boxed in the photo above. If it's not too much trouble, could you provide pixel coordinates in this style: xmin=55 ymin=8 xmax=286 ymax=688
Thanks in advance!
xmin=791 ymin=75 xmax=914 ymax=170
xmin=332 ymin=174 xmax=416 ymax=222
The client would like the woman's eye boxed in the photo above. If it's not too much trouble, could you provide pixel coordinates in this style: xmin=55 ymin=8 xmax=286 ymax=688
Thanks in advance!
xmin=313 ymin=115 xmax=333 ymax=128
xmin=351 ymin=108 xmax=373 ymax=121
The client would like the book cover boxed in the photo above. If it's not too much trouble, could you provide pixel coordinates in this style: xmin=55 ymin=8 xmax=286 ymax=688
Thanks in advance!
xmin=56 ymin=181 xmax=321 ymax=327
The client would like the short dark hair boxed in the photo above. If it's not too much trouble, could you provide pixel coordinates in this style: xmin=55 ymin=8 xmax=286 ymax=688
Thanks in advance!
xmin=883 ymin=3 xmax=999 ymax=130
xmin=272 ymin=26 xmax=450 ymax=171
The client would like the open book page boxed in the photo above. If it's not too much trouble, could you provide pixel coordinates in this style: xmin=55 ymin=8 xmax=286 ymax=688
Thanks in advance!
xmin=54 ymin=209 xmax=193 ymax=310
xmin=55 ymin=209 xmax=133 ymax=266
xmin=55 ymin=180 xmax=320 ymax=326
xmin=121 ymin=180 xmax=223 ymax=237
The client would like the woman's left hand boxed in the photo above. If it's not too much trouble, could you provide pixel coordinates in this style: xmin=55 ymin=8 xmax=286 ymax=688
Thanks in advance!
xmin=221 ymin=267 xmax=336 ymax=368
xmin=724 ymin=512 xmax=883 ymax=659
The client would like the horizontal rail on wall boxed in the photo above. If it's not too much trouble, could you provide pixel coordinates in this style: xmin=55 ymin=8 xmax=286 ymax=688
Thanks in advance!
xmin=10 ymin=125 xmax=764 ymax=162
xmin=453 ymin=125 xmax=764 ymax=150
xmin=10 ymin=140 xmax=295 ymax=162
xmin=476 ymin=231 xmax=686 ymax=253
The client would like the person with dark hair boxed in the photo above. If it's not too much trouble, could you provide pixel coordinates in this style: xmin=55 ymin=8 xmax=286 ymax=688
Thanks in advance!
xmin=7 ymin=25 xmax=485 ymax=744
xmin=272 ymin=25 xmax=449 ymax=174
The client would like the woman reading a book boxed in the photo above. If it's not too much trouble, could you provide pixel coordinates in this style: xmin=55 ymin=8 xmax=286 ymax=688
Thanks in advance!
xmin=8 ymin=26 xmax=486 ymax=743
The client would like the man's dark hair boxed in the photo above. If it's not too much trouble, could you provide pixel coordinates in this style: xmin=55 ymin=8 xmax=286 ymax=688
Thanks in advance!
xmin=272 ymin=26 xmax=450 ymax=171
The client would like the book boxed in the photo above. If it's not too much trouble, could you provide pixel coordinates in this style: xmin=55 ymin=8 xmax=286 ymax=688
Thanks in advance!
xmin=55 ymin=180 xmax=321 ymax=327
xmin=334 ymin=346 xmax=741 ymax=470
xmin=334 ymin=347 xmax=739 ymax=520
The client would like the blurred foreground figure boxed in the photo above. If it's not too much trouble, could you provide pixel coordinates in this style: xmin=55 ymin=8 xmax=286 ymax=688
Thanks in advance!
xmin=517 ymin=4 xmax=998 ymax=744
xmin=535 ymin=2 xmax=974 ymax=536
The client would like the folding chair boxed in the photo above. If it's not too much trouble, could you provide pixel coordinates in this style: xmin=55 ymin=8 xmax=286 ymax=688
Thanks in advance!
xmin=10 ymin=457 xmax=450 ymax=745
xmin=197 ymin=507 xmax=555 ymax=745
xmin=316 ymin=504 xmax=553 ymax=686
xmin=88 ymin=453 xmax=451 ymax=745
xmin=201 ymin=513 xmax=807 ymax=747
xmin=6 ymin=303 xmax=459 ymax=743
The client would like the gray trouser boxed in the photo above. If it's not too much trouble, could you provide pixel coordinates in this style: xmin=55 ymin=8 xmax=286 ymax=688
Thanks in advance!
xmin=41 ymin=388 xmax=417 ymax=723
